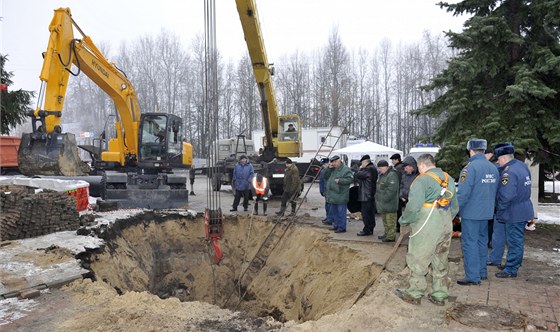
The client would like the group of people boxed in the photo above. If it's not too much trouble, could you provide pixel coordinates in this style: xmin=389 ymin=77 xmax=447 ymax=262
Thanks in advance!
xmin=319 ymin=153 xmax=419 ymax=241
xmin=395 ymin=139 xmax=533 ymax=307
xmin=456 ymin=140 xmax=534 ymax=285
xmin=229 ymin=155 xmax=300 ymax=217
xmin=228 ymin=138 xmax=534 ymax=307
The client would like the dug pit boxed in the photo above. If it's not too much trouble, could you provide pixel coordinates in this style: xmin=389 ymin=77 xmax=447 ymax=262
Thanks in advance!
xmin=87 ymin=211 xmax=379 ymax=323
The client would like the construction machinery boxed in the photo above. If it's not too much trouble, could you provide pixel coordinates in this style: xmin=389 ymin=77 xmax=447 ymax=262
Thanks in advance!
xmin=18 ymin=7 xmax=192 ymax=208
xmin=208 ymin=0 xmax=303 ymax=196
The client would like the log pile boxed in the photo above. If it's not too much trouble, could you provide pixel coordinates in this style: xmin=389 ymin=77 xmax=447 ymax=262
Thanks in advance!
xmin=0 ymin=185 xmax=79 ymax=241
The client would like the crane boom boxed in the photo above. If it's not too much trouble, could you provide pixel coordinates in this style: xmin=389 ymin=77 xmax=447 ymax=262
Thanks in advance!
xmin=235 ymin=0 xmax=302 ymax=159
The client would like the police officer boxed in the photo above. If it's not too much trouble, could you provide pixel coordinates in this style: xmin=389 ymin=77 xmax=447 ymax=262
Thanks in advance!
xmin=395 ymin=154 xmax=458 ymax=306
xmin=494 ymin=143 xmax=534 ymax=278
xmin=456 ymin=139 xmax=499 ymax=286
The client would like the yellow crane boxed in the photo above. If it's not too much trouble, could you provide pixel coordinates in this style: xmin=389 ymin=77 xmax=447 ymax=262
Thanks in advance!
xmin=235 ymin=0 xmax=302 ymax=160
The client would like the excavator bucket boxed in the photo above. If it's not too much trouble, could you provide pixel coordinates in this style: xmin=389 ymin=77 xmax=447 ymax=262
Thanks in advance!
xmin=18 ymin=132 xmax=89 ymax=176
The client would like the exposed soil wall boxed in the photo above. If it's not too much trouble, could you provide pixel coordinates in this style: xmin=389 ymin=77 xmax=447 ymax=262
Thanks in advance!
xmin=89 ymin=214 xmax=379 ymax=322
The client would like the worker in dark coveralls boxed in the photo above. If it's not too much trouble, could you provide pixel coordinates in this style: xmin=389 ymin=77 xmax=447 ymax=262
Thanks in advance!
xmin=276 ymin=158 xmax=300 ymax=216
xmin=323 ymin=155 xmax=354 ymax=233
xmin=251 ymin=173 xmax=270 ymax=216
xmin=493 ymin=143 xmax=534 ymax=278
xmin=456 ymin=139 xmax=499 ymax=286
xmin=354 ymin=154 xmax=378 ymax=236
xmin=395 ymin=154 xmax=458 ymax=306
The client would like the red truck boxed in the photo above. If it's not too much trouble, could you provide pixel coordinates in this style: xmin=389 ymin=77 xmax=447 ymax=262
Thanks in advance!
xmin=0 ymin=136 xmax=21 ymax=175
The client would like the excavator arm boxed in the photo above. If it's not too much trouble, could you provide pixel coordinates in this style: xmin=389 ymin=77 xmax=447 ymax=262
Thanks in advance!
xmin=235 ymin=0 xmax=302 ymax=159
xmin=19 ymin=7 xmax=140 ymax=175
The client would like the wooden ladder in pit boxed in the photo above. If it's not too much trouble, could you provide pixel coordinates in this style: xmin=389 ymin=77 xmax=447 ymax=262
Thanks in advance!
xmin=222 ymin=126 xmax=345 ymax=309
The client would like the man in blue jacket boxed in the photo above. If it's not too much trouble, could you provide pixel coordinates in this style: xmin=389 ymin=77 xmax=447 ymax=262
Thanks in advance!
xmin=494 ymin=143 xmax=534 ymax=278
xmin=231 ymin=155 xmax=254 ymax=212
xmin=456 ymin=139 xmax=499 ymax=285
xmin=487 ymin=142 xmax=512 ymax=267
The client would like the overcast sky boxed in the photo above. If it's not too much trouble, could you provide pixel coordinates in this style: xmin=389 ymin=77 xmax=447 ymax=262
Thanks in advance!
xmin=1 ymin=0 xmax=466 ymax=94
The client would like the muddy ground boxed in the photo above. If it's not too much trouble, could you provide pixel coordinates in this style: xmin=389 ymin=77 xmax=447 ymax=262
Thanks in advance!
xmin=1 ymin=178 xmax=559 ymax=331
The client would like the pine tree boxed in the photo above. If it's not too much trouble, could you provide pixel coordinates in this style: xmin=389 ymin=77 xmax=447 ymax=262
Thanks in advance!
xmin=417 ymin=0 xmax=560 ymax=178
xmin=0 ymin=54 xmax=34 ymax=135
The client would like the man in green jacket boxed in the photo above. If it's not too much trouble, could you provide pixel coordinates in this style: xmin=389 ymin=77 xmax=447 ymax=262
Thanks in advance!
xmin=323 ymin=155 xmax=354 ymax=233
xmin=395 ymin=154 xmax=459 ymax=306
xmin=375 ymin=160 xmax=400 ymax=242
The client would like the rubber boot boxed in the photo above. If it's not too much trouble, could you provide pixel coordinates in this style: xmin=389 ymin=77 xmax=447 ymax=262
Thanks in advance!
xmin=263 ymin=203 xmax=267 ymax=216
xmin=276 ymin=207 xmax=285 ymax=216
xmin=254 ymin=203 xmax=258 ymax=215
xmin=288 ymin=202 xmax=297 ymax=216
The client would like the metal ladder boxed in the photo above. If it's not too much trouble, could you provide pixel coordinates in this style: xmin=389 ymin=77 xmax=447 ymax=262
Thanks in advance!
xmin=298 ymin=126 xmax=347 ymax=198
xmin=222 ymin=126 xmax=345 ymax=309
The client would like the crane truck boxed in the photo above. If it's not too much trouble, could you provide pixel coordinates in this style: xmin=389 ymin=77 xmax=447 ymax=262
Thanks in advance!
xmin=209 ymin=0 xmax=303 ymax=196
xmin=17 ymin=8 xmax=193 ymax=208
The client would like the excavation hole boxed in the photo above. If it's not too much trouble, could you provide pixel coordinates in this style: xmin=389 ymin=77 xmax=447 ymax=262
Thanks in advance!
xmin=88 ymin=211 xmax=379 ymax=322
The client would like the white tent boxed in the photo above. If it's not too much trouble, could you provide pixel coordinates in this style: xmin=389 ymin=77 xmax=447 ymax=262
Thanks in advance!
xmin=332 ymin=141 xmax=403 ymax=166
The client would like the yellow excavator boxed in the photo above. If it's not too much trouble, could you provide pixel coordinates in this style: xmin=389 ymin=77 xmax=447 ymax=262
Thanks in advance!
xmin=18 ymin=7 xmax=193 ymax=208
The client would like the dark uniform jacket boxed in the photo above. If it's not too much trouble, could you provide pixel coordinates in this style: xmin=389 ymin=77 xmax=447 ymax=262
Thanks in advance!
xmin=496 ymin=159 xmax=534 ymax=223
xmin=457 ymin=153 xmax=499 ymax=220
xmin=353 ymin=162 xmax=377 ymax=202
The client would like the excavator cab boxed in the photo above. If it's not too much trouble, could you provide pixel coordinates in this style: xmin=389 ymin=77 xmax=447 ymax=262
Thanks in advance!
xmin=138 ymin=113 xmax=192 ymax=171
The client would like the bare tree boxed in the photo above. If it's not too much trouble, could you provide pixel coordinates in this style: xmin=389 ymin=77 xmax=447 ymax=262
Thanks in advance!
xmin=323 ymin=27 xmax=349 ymax=127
